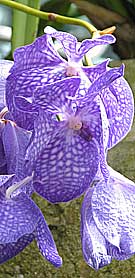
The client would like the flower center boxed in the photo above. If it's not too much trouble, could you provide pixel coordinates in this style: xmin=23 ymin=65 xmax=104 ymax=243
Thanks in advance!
xmin=65 ymin=62 xmax=80 ymax=77
xmin=68 ymin=115 xmax=82 ymax=130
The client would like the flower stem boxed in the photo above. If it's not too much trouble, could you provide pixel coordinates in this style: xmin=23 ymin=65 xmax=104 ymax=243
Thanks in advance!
xmin=0 ymin=0 xmax=97 ymax=35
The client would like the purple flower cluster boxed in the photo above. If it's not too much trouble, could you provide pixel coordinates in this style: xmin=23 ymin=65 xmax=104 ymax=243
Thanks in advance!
xmin=0 ymin=26 xmax=135 ymax=270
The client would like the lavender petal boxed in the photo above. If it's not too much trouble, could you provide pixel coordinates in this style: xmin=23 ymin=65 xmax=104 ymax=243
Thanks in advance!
xmin=33 ymin=77 xmax=80 ymax=112
xmin=0 ymin=192 xmax=41 ymax=243
xmin=10 ymin=34 xmax=63 ymax=74
xmin=0 ymin=234 xmax=34 ymax=264
xmin=81 ymin=187 xmax=112 ymax=270
xmin=1 ymin=121 xmax=31 ymax=179
xmin=83 ymin=59 xmax=109 ymax=83
xmin=77 ymin=35 xmax=115 ymax=61
xmin=103 ymin=77 xmax=134 ymax=148
xmin=33 ymin=128 xmax=99 ymax=203
xmin=0 ymin=60 xmax=13 ymax=105
xmin=92 ymin=169 xmax=135 ymax=253
xmin=35 ymin=214 xmax=62 ymax=267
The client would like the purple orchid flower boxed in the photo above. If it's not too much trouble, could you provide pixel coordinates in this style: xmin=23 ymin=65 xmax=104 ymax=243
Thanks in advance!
xmin=24 ymin=78 xmax=100 ymax=202
xmin=5 ymin=27 xmax=134 ymax=149
xmin=5 ymin=28 xmax=116 ymax=130
xmin=81 ymin=167 xmax=135 ymax=270
xmin=0 ymin=174 xmax=62 ymax=267
xmin=23 ymin=64 xmax=125 ymax=203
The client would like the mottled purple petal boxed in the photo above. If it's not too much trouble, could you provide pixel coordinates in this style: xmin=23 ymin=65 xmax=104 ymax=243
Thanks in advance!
xmin=0 ymin=60 xmax=13 ymax=105
xmin=10 ymin=34 xmax=63 ymax=74
xmin=83 ymin=59 xmax=109 ymax=82
xmin=78 ymin=97 xmax=106 ymax=144
xmin=79 ymin=64 xmax=133 ymax=148
xmin=6 ymin=76 xmax=38 ymax=130
xmin=5 ymin=33 xmax=67 ymax=130
xmin=79 ymin=96 xmax=109 ymax=180
xmin=81 ymin=187 xmax=112 ymax=270
xmin=0 ymin=192 xmax=41 ymax=243
xmin=86 ymin=64 xmax=124 ymax=102
xmin=35 ymin=214 xmax=62 ymax=267
xmin=13 ymin=95 xmax=37 ymax=113
xmin=98 ymin=99 xmax=109 ymax=180
xmin=1 ymin=121 xmax=31 ymax=178
xmin=0 ymin=233 xmax=34 ymax=265
xmin=25 ymin=110 xmax=59 ymax=172
xmin=0 ymin=138 xmax=6 ymax=174
xmin=77 ymin=35 xmax=115 ymax=61
xmin=33 ymin=77 xmax=80 ymax=113
xmin=107 ymin=242 xmax=133 ymax=261
xmin=33 ymin=128 xmax=99 ymax=203
xmin=45 ymin=26 xmax=115 ymax=62
xmin=92 ymin=168 xmax=135 ymax=252
xmin=102 ymin=76 xmax=134 ymax=148
xmin=44 ymin=26 xmax=78 ymax=62
xmin=84 ymin=64 xmax=134 ymax=148
xmin=0 ymin=175 xmax=15 ymax=192
xmin=6 ymin=66 xmax=66 ymax=129
xmin=7 ymin=66 xmax=66 ymax=100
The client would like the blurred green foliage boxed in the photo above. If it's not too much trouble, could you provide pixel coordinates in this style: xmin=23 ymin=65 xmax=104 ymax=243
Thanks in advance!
xmin=1 ymin=0 xmax=135 ymax=58
xmin=12 ymin=0 xmax=40 ymax=52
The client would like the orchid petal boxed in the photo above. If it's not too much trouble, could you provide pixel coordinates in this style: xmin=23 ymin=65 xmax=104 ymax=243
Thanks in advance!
xmin=0 ymin=137 xmax=6 ymax=174
xmin=83 ymin=59 xmax=109 ymax=82
xmin=79 ymin=96 xmax=109 ymax=180
xmin=25 ymin=110 xmax=58 ymax=172
xmin=6 ymin=66 xmax=66 ymax=129
xmin=92 ymin=169 xmax=135 ymax=252
xmin=98 ymin=99 xmax=109 ymax=180
xmin=0 ymin=192 xmax=41 ymax=243
xmin=33 ymin=127 xmax=99 ymax=203
xmin=77 ymin=35 xmax=115 ymax=61
xmin=10 ymin=34 xmax=63 ymax=74
xmin=45 ymin=26 xmax=115 ymax=62
xmin=87 ymin=64 xmax=124 ymax=101
xmin=35 ymin=214 xmax=62 ymax=267
xmin=78 ymin=65 xmax=124 ymax=107
xmin=79 ymin=64 xmax=133 ymax=149
xmin=103 ymin=77 xmax=134 ymax=148
xmin=44 ymin=26 xmax=78 ymax=62
xmin=1 ymin=121 xmax=31 ymax=178
xmin=33 ymin=77 xmax=80 ymax=112
xmin=0 ymin=60 xmax=13 ymax=105
xmin=81 ymin=187 xmax=112 ymax=270
xmin=0 ymin=234 xmax=34 ymax=265
xmin=107 ymin=242 xmax=133 ymax=261
xmin=0 ymin=175 xmax=15 ymax=193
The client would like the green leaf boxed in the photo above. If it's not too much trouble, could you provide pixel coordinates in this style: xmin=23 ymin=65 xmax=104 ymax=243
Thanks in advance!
xmin=11 ymin=0 xmax=40 ymax=54
xmin=24 ymin=0 xmax=40 ymax=45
